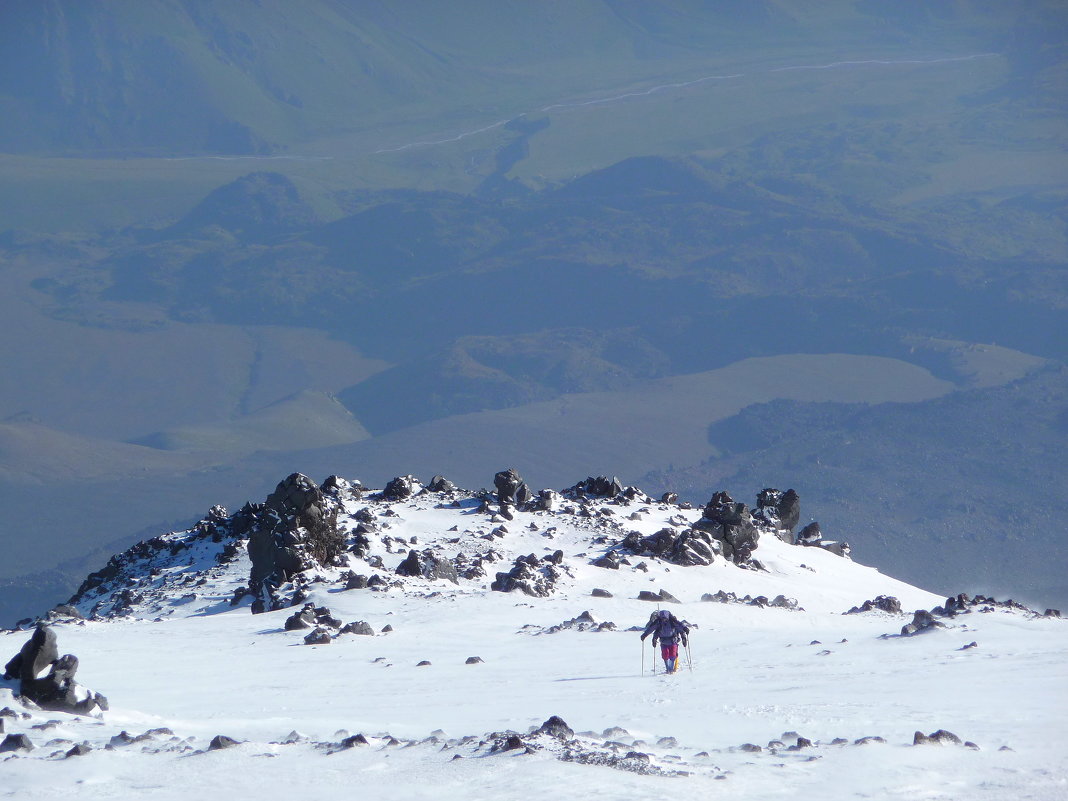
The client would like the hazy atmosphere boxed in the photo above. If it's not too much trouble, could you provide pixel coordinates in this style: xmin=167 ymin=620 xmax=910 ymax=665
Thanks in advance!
xmin=1 ymin=0 xmax=1066 ymax=623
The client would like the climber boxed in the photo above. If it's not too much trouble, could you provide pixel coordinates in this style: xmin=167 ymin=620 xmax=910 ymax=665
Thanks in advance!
xmin=640 ymin=609 xmax=689 ymax=673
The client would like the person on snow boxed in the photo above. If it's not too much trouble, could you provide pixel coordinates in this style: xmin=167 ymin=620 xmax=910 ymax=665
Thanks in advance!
xmin=641 ymin=609 xmax=689 ymax=673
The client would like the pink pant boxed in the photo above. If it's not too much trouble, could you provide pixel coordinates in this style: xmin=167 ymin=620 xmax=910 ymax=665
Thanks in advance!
xmin=660 ymin=643 xmax=678 ymax=660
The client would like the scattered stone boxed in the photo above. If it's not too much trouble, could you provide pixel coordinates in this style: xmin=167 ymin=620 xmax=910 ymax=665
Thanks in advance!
xmin=591 ymin=552 xmax=622 ymax=570
xmin=602 ymin=726 xmax=630 ymax=738
xmin=960 ymin=641 xmax=978 ymax=650
xmin=845 ymin=596 xmax=902 ymax=615
xmin=341 ymin=734 xmax=369 ymax=748
xmin=465 ymin=656 xmax=484 ymax=664
xmin=591 ymin=588 xmax=613 ymax=598
xmin=854 ymin=736 xmax=886 ymax=745
xmin=417 ymin=660 xmax=432 ymax=667
xmin=914 ymin=730 xmax=962 ymax=746
xmin=208 ymin=735 xmax=240 ymax=751
xmin=65 ymin=742 xmax=92 ymax=758
xmin=344 ymin=573 xmax=370 ymax=590
xmin=657 ymin=736 xmax=678 ymax=747
xmin=739 ymin=743 xmax=762 ymax=752
xmin=339 ymin=621 xmax=374 ymax=636
xmin=381 ymin=624 xmax=393 ymax=633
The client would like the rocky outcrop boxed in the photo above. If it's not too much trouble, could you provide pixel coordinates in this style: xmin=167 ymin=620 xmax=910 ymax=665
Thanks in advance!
xmin=491 ymin=554 xmax=563 ymax=597
xmin=246 ymin=473 xmax=345 ymax=614
xmin=754 ymin=488 xmax=800 ymax=534
xmin=619 ymin=527 xmax=719 ymax=567
xmin=692 ymin=491 xmax=760 ymax=564
xmin=493 ymin=468 xmax=532 ymax=509
xmin=3 ymin=624 xmax=108 ymax=714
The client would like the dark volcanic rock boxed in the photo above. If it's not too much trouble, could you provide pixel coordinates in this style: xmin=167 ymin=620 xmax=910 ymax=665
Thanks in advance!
xmin=591 ymin=588 xmax=613 ymax=598
xmin=396 ymin=549 xmax=459 ymax=584
xmin=381 ymin=475 xmax=420 ymax=500
xmin=491 ymin=554 xmax=562 ymax=597
xmin=591 ymin=551 xmax=622 ymax=569
xmin=248 ymin=473 xmax=344 ymax=614
xmin=537 ymin=716 xmax=574 ymax=739
xmin=565 ymin=476 xmax=624 ymax=499
xmin=209 ymin=734 xmax=240 ymax=750
xmin=4 ymin=625 xmax=108 ymax=714
xmin=0 ymin=733 xmax=34 ymax=752
xmin=427 ymin=475 xmax=456 ymax=493
xmin=3 ymin=623 xmax=57 ymax=682
xmin=914 ymin=729 xmax=963 ymax=746
xmin=846 ymin=596 xmax=903 ymax=615
xmin=339 ymin=621 xmax=374 ymax=636
xmin=901 ymin=609 xmax=945 ymax=636
xmin=797 ymin=522 xmax=822 ymax=545
xmin=284 ymin=604 xmax=317 ymax=630
xmin=493 ymin=468 xmax=528 ymax=508
xmin=303 ymin=627 xmax=332 ymax=645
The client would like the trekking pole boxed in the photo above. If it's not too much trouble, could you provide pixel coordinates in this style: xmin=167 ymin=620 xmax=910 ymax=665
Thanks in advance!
xmin=641 ymin=638 xmax=645 ymax=676
xmin=686 ymin=640 xmax=693 ymax=673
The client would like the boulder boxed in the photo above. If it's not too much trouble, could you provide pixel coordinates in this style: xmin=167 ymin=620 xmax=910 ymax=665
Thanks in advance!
xmin=901 ymin=609 xmax=945 ymax=636
xmin=532 ymin=489 xmax=561 ymax=512
xmin=565 ymin=476 xmax=624 ymax=499
xmin=591 ymin=588 xmax=613 ymax=598
xmin=4 ymin=625 xmax=108 ymax=714
xmin=339 ymin=621 xmax=374 ymax=636
xmin=3 ymin=623 xmax=58 ymax=682
xmin=914 ymin=729 xmax=962 ymax=746
xmin=0 ymin=733 xmax=34 ymax=752
xmin=427 ymin=475 xmax=456 ymax=493
xmin=209 ymin=735 xmax=240 ymax=750
xmin=303 ymin=627 xmax=332 ymax=645
xmin=797 ymin=522 xmax=822 ymax=545
xmin=537 ymin=716 xmax=574 ymax=739
xmin=493 ymin=469 xmax=527 ymax=507
xmin=591 ymin=551 xmax=622 ymax=569
xmin=381 ymin=474 xmax=420 ymax=500
xmin=396 ymin=549 xmax=459 ymax=584
xmin=284 ymin=604 xmax=317 ymax=630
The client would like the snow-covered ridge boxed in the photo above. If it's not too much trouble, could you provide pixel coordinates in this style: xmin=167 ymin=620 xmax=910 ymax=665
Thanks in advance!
xmin=58 ymin=469 xmax=922 ymax=624
xmin=3 ymin=470 xmax=1065 ymax=800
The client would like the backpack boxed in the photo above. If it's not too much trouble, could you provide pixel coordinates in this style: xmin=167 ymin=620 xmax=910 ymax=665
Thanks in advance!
xmin=656 ymin=615 xmax=680 ymax=640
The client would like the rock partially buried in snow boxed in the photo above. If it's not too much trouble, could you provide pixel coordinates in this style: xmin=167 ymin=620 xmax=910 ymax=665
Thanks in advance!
xmin=303 ymin=627 xmax=332 ymax=645
xmin=465 ymin=656 xmax=484 ymax=664
xmin=0 ymin=733 xmax=34 ymax=753
xmin=914 ymin=729 xmax=963 ymax=746
xmin=901 ymin=609 xmax=945 ymax=636
xmin=3 ymin=624 xmax=108 ymax=714
xmin=208 ymin=735 xmax=240 ymax=751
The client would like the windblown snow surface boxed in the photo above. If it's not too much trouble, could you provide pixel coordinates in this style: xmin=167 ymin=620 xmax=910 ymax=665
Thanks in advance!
xmin=2 ymin=480 xmax=1065 ymax=800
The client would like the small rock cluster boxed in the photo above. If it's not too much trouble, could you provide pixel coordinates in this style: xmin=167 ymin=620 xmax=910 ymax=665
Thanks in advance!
xmin=701 ymin=590 xmax=801 ymax=611
xmin=524 ymin=611 xmax=617 ymax=635
xmin=491 ymin=554 xmax=567 ymax=597
xmin=844 ymin=595 xmax=903 ymax=615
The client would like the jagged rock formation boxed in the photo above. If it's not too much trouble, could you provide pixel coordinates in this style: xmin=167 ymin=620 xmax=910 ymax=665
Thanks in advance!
xmin=3 ymin=624 xmax=108 ymax=714
xmin=491 ymin=554 xmax=564 ymax=597
xmin=845 ymin=596 xmax=903 ymax=615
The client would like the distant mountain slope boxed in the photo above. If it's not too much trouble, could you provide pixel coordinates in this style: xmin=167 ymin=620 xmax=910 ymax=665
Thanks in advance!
xmin=643 ymin=364 xmax=1068 ymax=608
xmin=0 ymin=0 xmax=1055 ymax=156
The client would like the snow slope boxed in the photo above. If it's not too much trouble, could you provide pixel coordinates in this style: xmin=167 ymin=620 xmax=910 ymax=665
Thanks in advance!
xmin=2 ymin=477 xmax=1065 ymax=800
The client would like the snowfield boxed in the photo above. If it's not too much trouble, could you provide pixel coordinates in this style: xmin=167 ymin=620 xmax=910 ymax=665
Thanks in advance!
xmin=2 ymin=478 xmax=1065 ymax=800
